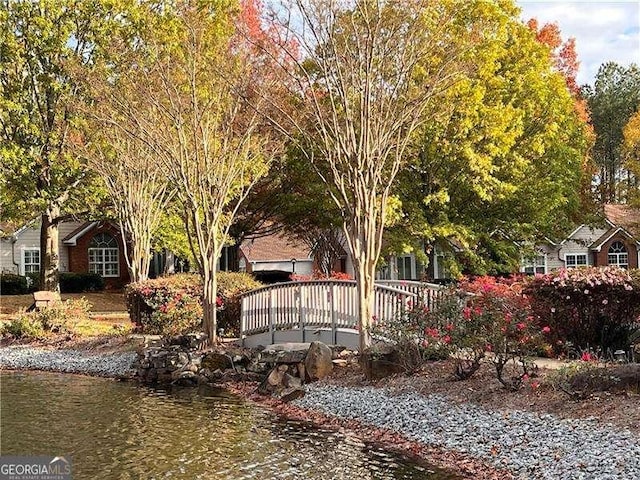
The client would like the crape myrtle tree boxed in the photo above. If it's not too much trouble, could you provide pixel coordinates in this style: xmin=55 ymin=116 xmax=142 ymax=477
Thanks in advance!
xmin=258 ymin=0 xmax=497 ymax=350
xmin=97 ymin=0 xmax=279 ymax=345
xmin=0 ymin=0 xmax=116 ymax=291
xmin=78 ymin=129 xmax=175 ymax=283
xmin=385 ymin=1 xmax=591 ymax=276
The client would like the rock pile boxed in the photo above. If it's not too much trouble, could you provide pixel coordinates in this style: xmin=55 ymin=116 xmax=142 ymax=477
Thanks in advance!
xmin=134 ymin=335 xmax=355 ymax=400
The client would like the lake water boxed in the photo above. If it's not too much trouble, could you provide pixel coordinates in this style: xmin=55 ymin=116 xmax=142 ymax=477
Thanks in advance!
xmin=0 ymin=371 xmax=459 ymax=479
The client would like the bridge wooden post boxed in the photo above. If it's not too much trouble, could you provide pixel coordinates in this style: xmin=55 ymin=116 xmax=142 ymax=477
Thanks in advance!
xmin=298 ymin=284 xmax=306 ymax=343
xmin=240 ymin=296 xmax=246 ymax=347
xmin=330 ymin=283 xmax=338 ymax=344
xmin=269 ymin=288 xmax=275 ymax=344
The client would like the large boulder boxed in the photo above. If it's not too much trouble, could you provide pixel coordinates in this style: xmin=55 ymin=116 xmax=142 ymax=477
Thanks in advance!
xmin=258 ymin=364 xmax=289 ymax=394
xmin=304 ymin=341 xmax=333 ymax=381
xmin=359 ymin=343 xmax=403 ymax=380
xmin=201 ymin=352 xmax=232 ymax=371
xmin=260 ymin=343 xmax=309 ymax=364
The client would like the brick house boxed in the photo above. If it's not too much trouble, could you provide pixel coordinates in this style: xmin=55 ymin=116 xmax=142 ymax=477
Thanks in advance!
xmin=63 ymin=221 xmax=130 ymax=288
xmin=1 ymin=220 xmax=130 ymax=289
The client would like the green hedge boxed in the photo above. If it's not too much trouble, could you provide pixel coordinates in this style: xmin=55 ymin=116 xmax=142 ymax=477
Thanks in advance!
xmin=0 ymin=273 xmax=28 ymax=295
xmin=0 ymin=272 xmax=104 ymax=294
xmin=60 ymin=272 xmax=104 ymax=293
xmin=125 ymin=272 xmax=262 ymax=336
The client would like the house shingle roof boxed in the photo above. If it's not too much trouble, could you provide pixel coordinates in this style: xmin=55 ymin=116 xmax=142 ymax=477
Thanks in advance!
xmin=240 ymin=232 xmax=312 ymax=263
xmin=604 ymin=204 xmax=640 ymax=237
xmin=62 ymin=221 xmax=96 ymax=244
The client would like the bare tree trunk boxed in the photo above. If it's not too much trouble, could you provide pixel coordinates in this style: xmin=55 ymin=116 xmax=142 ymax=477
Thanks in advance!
xmin=40 ymin=206 xmax=60 ymax=292
xmin=346 ymin=205 xmax=383 ymax=351
xmin=354 ymin=258 xmax=376 ymax=350
xmin=202 ymin=260 xmax=217 ymax=344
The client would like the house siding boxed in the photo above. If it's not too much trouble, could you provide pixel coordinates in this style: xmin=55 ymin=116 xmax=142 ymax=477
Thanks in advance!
xmin=0 ymin=238 xmax=16 ymax=273
xmin=544 ymin=246 xmax=564 ymax=272
xmin=1 ymin=221 xmax=86 ymax=275
xmin=557 ymin=225 xmax=609 ymax=267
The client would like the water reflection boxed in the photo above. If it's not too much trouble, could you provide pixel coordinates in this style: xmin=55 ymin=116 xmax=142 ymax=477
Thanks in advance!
xmin=1 ymin=371 xmax=458 ymax=479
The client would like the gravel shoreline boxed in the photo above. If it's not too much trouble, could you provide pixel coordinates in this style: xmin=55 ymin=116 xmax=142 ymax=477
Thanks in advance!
xmin=3 ymin=346 xmax=638 ymax=479
xmin=0 ymin=346 xmax=136 ymax=377
xmin=294 ymin=384 xmax=640 ymax=480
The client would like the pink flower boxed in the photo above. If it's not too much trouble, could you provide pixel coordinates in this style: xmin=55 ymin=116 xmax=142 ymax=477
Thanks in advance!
xmin=462 ymin=307 xmax=471 ymax=320
xmin=445 ymin=323 xmax=454 ymax=332
xmin=485 ymin=344 xmax=493 ymax=352
xmin=516 ymin=322 xmax=526 ymax=331
xmin=522 ymin=374 xmax=530 ymax=381
xmin=542 ymin=326 xmax=551 ymax=334
xmin=581 ymin=352 xmax=594 ymax=362
xmin=442 ymin=335 xmax=452 ymax=344
xmin=425 ymin=327 xmax=440 ymax=339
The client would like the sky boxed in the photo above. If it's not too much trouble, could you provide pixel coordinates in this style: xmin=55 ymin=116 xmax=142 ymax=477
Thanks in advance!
xmin=517 ymin=0 xmax=640 ymax=86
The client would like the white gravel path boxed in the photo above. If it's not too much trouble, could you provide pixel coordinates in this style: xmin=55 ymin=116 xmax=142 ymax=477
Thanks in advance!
xmin=0 ymin=346 xmax=136 ymax=377
xmin=294 ymin=384 xmax=640 ymax=480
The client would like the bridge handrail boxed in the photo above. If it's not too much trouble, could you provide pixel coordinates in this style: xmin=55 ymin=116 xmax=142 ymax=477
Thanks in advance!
xmin=239 ymin=279 xmax=420 ymax=299
xmin=240 ymin=280 xmax=448 ymax=345
xmin=375 ymin=280 xmax=447 ymax=290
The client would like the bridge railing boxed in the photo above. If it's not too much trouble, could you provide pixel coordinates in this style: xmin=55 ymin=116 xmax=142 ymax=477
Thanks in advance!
xmin=374 ymin=280 xmax=448 ymax=311
xmin=240 ymin=280 xmax=446 ymax=347
xmin=240 ymin=280 xmax=415 ymax=335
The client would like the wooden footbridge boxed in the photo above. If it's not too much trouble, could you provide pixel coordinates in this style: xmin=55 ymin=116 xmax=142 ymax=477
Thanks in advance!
xmin=240 ymin=280 xmax=446 ymax=349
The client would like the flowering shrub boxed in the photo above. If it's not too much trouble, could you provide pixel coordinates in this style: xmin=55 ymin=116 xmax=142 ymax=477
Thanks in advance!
xmin=126 ymin=273 xmax=262 ymax=336
xmin=216 ymin=272 xmax=263 ymax=336
xmin=458 ymin=277 xmax=544 ymax=390
xmin=371 ymin=276 xmax=546 ymax=389
xmin=525 ymin=267 xmax=640 ymax=354
xmin=369 ymin=291 xmax=458 ymax=373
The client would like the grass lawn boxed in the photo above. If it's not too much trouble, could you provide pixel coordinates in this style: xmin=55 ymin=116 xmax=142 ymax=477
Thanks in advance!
xmin=0 ymin=291 xmax=127 ymax=315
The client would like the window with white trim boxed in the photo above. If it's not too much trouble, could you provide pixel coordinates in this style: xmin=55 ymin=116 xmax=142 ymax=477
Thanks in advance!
xmin=23 ymin=249 xmax=40 ymax=274
xmin=88 ymin=233 xmax=119 ymax=277
xmin=565 ymin=253 xmax=588 ymax=269
xmin=607 ymin=241 xmax=628 ymax=269
xmin=522 ymin=254 xmax=546 ymax=275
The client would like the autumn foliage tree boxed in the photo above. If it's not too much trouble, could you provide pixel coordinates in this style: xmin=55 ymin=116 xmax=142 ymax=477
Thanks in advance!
xmin=583 ymin=63 xmax=640 ymax=203
xmin=385 ymin=3 xmax=591 ymax=277
xmin=0 ymin=0 xmax=114 ymax=291
xmin=623 ymin=111 xmax=640 ymax=203
xmin=96 ymin=0 xmax=278 ymax=344
xmin=263 ymin=0 xmax=480 ymax=349
xmin=527 ymin=18 xmax=596 ymax=225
